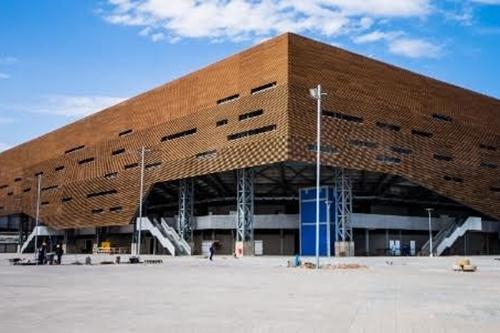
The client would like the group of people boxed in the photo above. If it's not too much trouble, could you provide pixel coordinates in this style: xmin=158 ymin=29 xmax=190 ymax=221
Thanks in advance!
xmin=37 ymin=242 xmax=64 ymax=265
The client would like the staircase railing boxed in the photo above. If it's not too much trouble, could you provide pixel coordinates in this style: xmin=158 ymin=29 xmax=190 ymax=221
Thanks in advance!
xmin=138 ymin=218 xmax=176 ymax=256
xmin=420 ymin=218 xmax=457 ymax=256
xmin=20 ymin=226 xmax=61 ymax=253
xmin=436 ymin=217 xmax=482 ymax=255
xmin=160 ymin=218 xmax=191 ymax=255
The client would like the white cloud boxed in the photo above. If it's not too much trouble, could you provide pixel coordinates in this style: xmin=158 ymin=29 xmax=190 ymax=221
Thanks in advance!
xmin=353 ymin=30 xmax=403 ymax=44
xmin=0 ymin=72 xmax=9 ymax=79
xmin=0 ymin=56 xmax=18 ymax=65
xmin=0 ymin=142 xmax=11 ymax=152
xmin=151 ymin=32 xmax=165 ymax=42
xmin=4 ymin=95 xmax=127 ymax=118
xmin=102 ymin=0 xmax=432 ymax=42
xmin=388 ymin=38 xmax=442 ymax=58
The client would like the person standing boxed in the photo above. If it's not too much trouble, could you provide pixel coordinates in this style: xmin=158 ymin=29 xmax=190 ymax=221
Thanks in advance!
xmin=209 ymin=242 xmax=216 ymax=261
xmin=55 ymin=243 xmax=64 ymax=264
xmin=38 ymin=242 xmax=47 ymax=265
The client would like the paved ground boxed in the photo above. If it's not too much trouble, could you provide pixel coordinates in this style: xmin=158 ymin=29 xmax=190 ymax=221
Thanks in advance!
xmin=1 ymin=254 xmax=500 ymax=332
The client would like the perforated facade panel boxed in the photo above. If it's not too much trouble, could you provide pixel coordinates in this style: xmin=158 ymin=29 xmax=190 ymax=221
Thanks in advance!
xmin=0 ymin=33 xmax=498 ymax=229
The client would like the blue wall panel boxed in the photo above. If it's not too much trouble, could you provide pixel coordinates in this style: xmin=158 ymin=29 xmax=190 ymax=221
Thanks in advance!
xmin=300 ymin=186 xmax=335 ymax=256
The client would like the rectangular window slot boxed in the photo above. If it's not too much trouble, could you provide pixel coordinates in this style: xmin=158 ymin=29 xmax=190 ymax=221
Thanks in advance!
xmin=376 ymin=122 xmax=400 ymax=131
xmin=34 ymin=172 xmax=44 ymax=177
xmin=350 ymin=140 xmax=378 ymax=149
xmin=55 ymin=165 xmax=65 ymax=172
xmin=412 ymin=129 xmax=433 ymax=138
xmin=433 ymin=154 xmax=453 ymax=162
xmin=62 ymin=197 xmax=73 ymax=203
xmin=239 ymin=109 xmax=264 ymax=121
xmin=432 ymin=113 xmax=453 ymax=122
xmin=41 ymin=201 xmax=50 ymax=206
xmin=217 ymin=94 xmax=240 ymax=105
xmin=112 ymin=148 xmax=126 ymax=156
xmin=110 ymin=206 xmax=123 ymax=212
xmin=216 ymin=119 xmax=228 ymax=127
xmin=0 ymin=206 xmax=3 ymax=210
xmin=479 ymin=144 xmax=497 ymax=151
xmin=376 ymin=155 xmax=401 ymax=165
xmin=119 ymin=129 xmax=133 ymax=137
xmin=161 ymin=128 xmax=197 ymax=142
xmin=23 ymin=188 xmax=31 ymax=193
xmin=0 ymin=185 xmax=8 ymax=189
xmin=251 ymin=81 xmax=277 ymax=95
xmin=196 ymin=150 xmax=217 ymax=160
xmin=391 ymin=146 xmax=412 ymax=155
xmin=307 ymin=144 xmax=337 ymax=155
xmin=490 ymin=187 xmax=500 ymax=193
xmin=104 ymin=172 xmax=118 ymax=179
xmin=145 ymin=162 xmax=162 ymax=170
xmin=7 ymin=192 xmax=13 ymax=196
xmin=14 ymin=177 xmax=22 ymax=182
xmin=124 ymin=163 xmax=139 ymax=170
xmin=41 ymin=185 xmax=58 ymax=192
xmin=87 ymin=189 xmax=117 ymax=198
xmin=65 ymin=145 xmax=85 ymax=154
xmin=91 ymin=208 xmax=104 ymax=214
xmin=78 ymin=157 xmax=95 ymax=165
xmin=323 ymin=111 xmax=363 ymax=123
xmin=443 ymin=175 xmax=463 ymax=183
xmin=480 ymin=162 xmax=497 ymax=169
xmin=227 ymin=124 xmax=277 ymax=141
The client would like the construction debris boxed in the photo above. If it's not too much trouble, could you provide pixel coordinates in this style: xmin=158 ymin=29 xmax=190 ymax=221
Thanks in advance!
xmin=144 ymin=259 xmax=163 ymax=264
xmin=453 ymin=258 xmax=477 ymax=272
xmin=321 ymin=263 xmax=368 ymax=270
xmin=10 ymin=258 xmax=37 ymax=266
xmin=301 ymin=262 xmax=316 ymax=269
xmin=287 ymin=258 xmax=367 ymax=270
xmin=129 ymin=256 xmax=141 ymax=264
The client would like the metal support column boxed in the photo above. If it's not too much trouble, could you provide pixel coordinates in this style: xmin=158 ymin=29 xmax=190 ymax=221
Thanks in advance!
xmin=236 ymin=168 xmax=255 ymax=243
xmin=365 ymin=229 xmax=370 ymax=256
xmin=334 ymin=168 xmax=353 ymax=242
xmin=178 ymin=178 xmax=194 ymax=242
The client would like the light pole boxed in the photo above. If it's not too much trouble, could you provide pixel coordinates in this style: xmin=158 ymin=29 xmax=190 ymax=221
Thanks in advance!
xmin=137 ymin=146 xmax=146 ymax=256
xmin=33 ymin=174 xmax=42 ymax=262
xmin=325 ymin=199 xmax=332 ymax=257
xmin=426 ymin=208 xmax=434 ymax=257
xmin=310 ymin=84 xmax=327 ymax=269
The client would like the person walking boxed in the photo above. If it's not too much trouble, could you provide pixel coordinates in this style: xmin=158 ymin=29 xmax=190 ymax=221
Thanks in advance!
xmin=55 ymin=243 xmax=64 ymax=264
xmin=209 ymin=242 xmax=216 ymax=261
xmin=38 ymin=242 xmax=47 ymax=265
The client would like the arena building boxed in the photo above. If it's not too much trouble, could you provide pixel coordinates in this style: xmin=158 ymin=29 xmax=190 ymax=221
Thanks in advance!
xmin=0 ymin=33 xmax=499 ymax=256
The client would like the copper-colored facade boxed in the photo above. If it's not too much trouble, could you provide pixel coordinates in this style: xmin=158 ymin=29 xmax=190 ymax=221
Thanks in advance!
xmin=0 ymin=33 xmax=499 ymax=229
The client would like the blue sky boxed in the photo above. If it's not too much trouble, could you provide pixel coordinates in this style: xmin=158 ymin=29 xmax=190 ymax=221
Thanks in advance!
xmin=1 ymin=0 xmax=499 ymax=152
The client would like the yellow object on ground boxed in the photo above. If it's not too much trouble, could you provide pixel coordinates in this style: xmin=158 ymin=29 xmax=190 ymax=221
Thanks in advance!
xmin=454 ymin=258 xmax=477 ymax=272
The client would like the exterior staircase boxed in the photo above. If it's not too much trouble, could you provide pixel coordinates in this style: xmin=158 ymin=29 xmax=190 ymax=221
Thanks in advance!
xmin=421 ymin=216 xmax=482 ymax=256
xmin=160 ymin=218 xmax=191 ymax=255
xmin=137 ymin=217 xmax=191 ymax=256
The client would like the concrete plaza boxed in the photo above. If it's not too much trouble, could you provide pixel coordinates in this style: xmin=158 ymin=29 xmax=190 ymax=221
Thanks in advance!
xmin=1 ymin=254 xmax=499 ymax=332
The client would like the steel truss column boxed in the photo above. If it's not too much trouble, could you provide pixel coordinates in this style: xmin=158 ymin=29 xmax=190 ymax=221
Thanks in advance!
xmin=178 ymin=178 xmax=194 ymax=242
xmin=236 ymin=168 xmax=255 ymax=242
xmin=334 ymin=168 xmax=353 ymax=242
